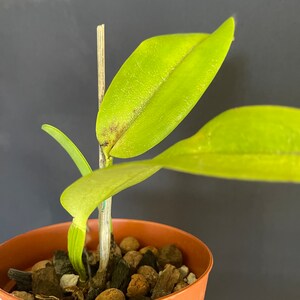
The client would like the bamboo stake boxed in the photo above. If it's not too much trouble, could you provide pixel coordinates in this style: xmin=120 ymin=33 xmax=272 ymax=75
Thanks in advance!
xmin=96 ymin=24 xmax=111 ymax=279
xmin=97 ymin=24 xmax=106 ymax=168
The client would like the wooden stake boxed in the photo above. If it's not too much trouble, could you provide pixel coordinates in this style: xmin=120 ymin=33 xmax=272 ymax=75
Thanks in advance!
xmin=96 ymin=24 xmax=111 ymax=280
xmin=97 ymin=24 xmax=106 ymax=168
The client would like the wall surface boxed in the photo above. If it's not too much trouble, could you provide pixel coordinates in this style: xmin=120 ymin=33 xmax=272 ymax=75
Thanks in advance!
xmin=0 ymin=0 xmax=299 ymax=299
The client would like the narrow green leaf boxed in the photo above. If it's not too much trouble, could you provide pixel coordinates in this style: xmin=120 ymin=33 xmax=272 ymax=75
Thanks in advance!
xmin=42 ymin=124 xmax=92 ymax=176
xmin=42 ymin=124 xmax=92 ymax=278
xmin=154 ymin=106 xmax=300 ymax=182
xmin=67 ymin=223 xmax=87 ymax=280
xmin=96 ymin=17 xmax=235 ymax=159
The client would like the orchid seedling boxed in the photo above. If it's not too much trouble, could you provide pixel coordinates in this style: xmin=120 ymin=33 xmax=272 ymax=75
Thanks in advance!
xmin=42 ymin=17 xmax=300 ymax=286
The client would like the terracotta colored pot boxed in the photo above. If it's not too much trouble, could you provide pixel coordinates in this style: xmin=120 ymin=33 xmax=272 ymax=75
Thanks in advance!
xmin=0 ymin=219 xmax=213 ymax=300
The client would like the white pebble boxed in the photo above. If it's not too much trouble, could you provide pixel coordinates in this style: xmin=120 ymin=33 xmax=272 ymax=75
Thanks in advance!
xmin=187 ymin=272 xmax=197 ymax=285
xmin=178 ymin=265 xmax=189 ymax=279
xmin=60 ymin=274 xmax=79 ymax=289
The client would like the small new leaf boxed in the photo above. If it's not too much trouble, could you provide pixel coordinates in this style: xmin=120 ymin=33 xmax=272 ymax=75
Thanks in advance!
xmin=42 ymin=124 xmax=92 ymax=278
xmin=42 ymin=124 xmax=92 ymax=176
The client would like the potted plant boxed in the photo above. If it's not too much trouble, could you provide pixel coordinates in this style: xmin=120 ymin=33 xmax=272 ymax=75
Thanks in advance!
xmin=1 ymin=17 xmax=300 ymax=300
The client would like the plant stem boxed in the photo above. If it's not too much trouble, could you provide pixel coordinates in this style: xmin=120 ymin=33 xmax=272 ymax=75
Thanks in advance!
xmin=97 ymin=24 xmax=111 ymax=276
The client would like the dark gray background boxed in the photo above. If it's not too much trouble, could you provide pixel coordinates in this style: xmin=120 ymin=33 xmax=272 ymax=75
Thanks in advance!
xmin=0 ymin=0 xmax=299 ymax=299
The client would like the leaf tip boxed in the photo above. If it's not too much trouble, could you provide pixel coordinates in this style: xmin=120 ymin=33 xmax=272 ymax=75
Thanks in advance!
xmin=41 ymin=123 xmax=53 ymax=133
xmin=217 ymin=16 xmax=236 ymax=41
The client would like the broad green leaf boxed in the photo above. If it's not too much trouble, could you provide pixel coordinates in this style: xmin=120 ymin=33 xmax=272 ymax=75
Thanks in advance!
xmin=96 ymin=17 xmax=235 ymax=159
xmin=61 ymin=163 xmax=160 ymax=226
xmin=62 ymin=105 xmax=300 ymax=277
xmin=61 ymin=163 xmax=160 ymax=278
xmin=154 ymin=106 xmax=300 ymax=182
xmin=42 ymin=124 xmax=92 ymax=176
xmin=63 ymin=106 xmax=300 ymax=221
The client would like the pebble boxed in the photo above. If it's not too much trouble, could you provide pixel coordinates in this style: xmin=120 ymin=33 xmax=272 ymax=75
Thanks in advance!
xmin=173 ymin=281 xmax=188 ymax=292
xmin=151 ymin=264 xmax=180 ymax=299
xmin=32 ymin=266 xmax=62 ymax=298
xmin=127 ymin=274 xmax=150 ymax=298
xmin=64 ymin=286 xmax=84 ymax=300
xmin=178 ymin=265 xmax=189 ymax=281
xmin=120 ymin=236 xmax=140 ymax=253
xmin=53 ymin=250 xmax=74 ymax=276
xmin=11 ymin=291 xmax=34 ymax=300
xmin=123 ymin=251 xmax=143 ymax=269
xmin=88 ymin=251 xmax=99 ymax=266
xmin=95 ymin=288 xmax=125 ymax=300
xmin=137 ymin=266 xmax=158 ymax=290
xmin=60 ymin=274 xmax=79 ymax=289
xmin=137 ymin=250 xmax=158 ymax=271
xmin=31 ymin=260 xmax=52 ymax=272
xmin=139 ymin=246 xmax=159 ymax=257
xmin=158 ymin=245 xmax=183 ymax=268
xmin=110 ymin=236 xmax=122 ymax=257
xmin=110 ymin=259 xmax=132 ymax=292
xmin=186 ymin=272 xmax=197 ymax=285
xmin=7 ymin=269 xmax=32 ymax=292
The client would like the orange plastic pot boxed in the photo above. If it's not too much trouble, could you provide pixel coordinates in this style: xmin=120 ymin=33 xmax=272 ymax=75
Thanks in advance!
xmin=0 ymin=219 xmax=213 ymax=300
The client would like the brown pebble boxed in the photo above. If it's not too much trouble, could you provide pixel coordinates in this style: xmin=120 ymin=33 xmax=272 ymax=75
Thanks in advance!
xmin=32 ymin=266 xmax=62 ymax=298
xmin=110 ymin=236 xmax=122 ymax=257
xmin=120 ymin=237 xmax=140 ymax=253
xmin=173 ymin=281 xmax=188 ymax=292
xmin=11 ymin=291 xmax=34 ymax=300
xmin=139 ymin=246 xmax=159 ymax=257
xmin=158 ymin=245 xmax=183 ymax=268
xmin=137 ymin=265 xmax=158 ymax=290
xmin=64 ymin=286 xmax=85 ymax=300
xmin=88 ymin=250 xmax=99 ymax=265
xmin=151 ymin=264 xmax=180 ymax=299
xmin=31 ymin=260 xmax=52 ymax=272
xmin=123 ymin=251 xmax=143 ymax=269
xmin=95 ymin=288 xmax=125 ymax=300
xmin=127 ymin=274 xmax=150 ymax=298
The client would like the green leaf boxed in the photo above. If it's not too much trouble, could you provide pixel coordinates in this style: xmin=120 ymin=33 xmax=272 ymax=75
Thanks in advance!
xmin=62 ymin=107 xmax=300 ymax=218
xmin=42 ymin=124 xmax=92 ymax=176
xmin=96 ymin=17 xmax=235 ymax=159
xmin=155 ymin=106 xmax=300 ymax=182
xmin=63 ymin=105 xmax=300 ymax=246
xmin=61 ymin=163 xmax=161 ymax=224
xmin=61 ymin=105 xmax=300 ymax=278
xmin=67 ymin=223 xmax=87 ymax=280
xmin=42 ymin=124 xmax=93 ymax=279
